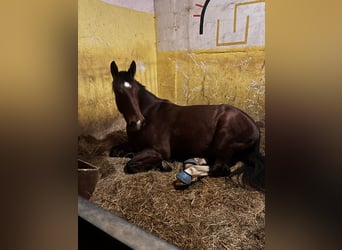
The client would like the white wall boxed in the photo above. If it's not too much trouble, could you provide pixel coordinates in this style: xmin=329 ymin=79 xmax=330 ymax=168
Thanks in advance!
xmin=155 ymin=0 xmax=265 ymax=51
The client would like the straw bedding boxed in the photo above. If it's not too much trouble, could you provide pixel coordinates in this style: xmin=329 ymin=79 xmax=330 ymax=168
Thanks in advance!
xmin=78 ymin=127 xmax=265 ymax=250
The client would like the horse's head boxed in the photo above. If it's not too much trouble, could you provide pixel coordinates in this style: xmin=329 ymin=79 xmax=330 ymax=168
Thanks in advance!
xmin=110 ymin=60 xmax=145 ymax=131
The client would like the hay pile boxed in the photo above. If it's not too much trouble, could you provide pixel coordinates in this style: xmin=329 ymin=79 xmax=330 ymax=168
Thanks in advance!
xmin=78 ymin=130 xmax=265 ymax=250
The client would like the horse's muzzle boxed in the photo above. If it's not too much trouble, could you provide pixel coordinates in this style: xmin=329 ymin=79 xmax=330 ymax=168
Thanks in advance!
xmin=128 ymin=119 xmax=145 ymax=131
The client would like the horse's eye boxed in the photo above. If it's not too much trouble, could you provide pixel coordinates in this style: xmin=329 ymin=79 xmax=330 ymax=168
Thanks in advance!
xmin=123 ymin=81 xmax=132 ymax=89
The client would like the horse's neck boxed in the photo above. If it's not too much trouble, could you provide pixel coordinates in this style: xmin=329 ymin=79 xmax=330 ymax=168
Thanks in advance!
xmin=137 ymin=86 xmax=163 ymax=112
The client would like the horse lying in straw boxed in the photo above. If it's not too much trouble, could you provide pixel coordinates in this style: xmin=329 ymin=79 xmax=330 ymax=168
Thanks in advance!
xmin=109 ymin=60 xmax=264 ymax=191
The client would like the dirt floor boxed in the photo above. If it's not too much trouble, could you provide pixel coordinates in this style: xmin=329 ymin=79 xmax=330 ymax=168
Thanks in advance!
xmin=78 ymin=126 xmax=265 ymax=250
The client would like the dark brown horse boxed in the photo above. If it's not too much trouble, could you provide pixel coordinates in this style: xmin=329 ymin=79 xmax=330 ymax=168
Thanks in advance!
xmin=110 ymin=60 xmax=264 ymax=190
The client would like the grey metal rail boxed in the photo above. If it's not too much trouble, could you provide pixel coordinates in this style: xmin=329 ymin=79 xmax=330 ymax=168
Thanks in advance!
xmin=78 ymin=196 xmax=180 ymax=250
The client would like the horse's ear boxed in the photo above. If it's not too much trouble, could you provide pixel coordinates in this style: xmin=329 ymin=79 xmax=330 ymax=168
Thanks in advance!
xmin=110 ymin=61 xmax=119 ymax=78
xmin=128 ymin=61 xmax=136 ymax=78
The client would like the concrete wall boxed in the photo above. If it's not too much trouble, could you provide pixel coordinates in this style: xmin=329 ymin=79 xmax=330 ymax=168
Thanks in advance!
xmin=78 ymin=0 xmax=157 ymax=137
xmin=155 ymin=0 xmax=265 ymax=120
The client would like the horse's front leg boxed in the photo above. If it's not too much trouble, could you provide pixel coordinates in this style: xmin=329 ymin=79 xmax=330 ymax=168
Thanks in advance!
xmin=124 ymin=148 xmax=164 ymax=174
xmin=110 ymin=142 xmax=135 ymax=158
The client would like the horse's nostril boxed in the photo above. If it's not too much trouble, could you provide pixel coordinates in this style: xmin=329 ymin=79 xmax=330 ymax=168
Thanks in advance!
xmin=129 ymin=120 xmax=143 ymax=128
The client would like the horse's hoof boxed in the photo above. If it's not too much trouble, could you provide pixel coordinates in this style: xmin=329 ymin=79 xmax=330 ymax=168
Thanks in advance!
xmin=161 ymin=161 xmax=173 ymax=172
xmin=173 ymin=179 xmax=190 ymax=190
xmin=124 ymin=165 xmax=138 ymax=174
xmin=209 ymin=165 xmax=230 ymax=177
xmin=124 ymin=152 xmax=135 ymax=158
xmin=109 ymin=147 xmax=125 ymax=157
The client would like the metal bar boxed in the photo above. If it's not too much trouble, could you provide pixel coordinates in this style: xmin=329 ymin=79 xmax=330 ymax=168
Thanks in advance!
xmin=78 ymin=196 xmax=180 ymax=250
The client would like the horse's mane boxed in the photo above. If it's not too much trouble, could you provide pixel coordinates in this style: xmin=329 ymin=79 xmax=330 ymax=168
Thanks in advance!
xmin=136 ymin=80 xmax=169 ymax=103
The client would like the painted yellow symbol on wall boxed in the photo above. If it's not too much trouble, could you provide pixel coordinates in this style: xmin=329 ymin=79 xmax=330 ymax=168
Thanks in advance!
xmin=216 ymin=0 xmax=265 ymax=46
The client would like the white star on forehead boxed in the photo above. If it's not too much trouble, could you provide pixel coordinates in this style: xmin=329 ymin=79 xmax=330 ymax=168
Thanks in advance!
xmin=124 ymin=81 xmax=132 ymax=88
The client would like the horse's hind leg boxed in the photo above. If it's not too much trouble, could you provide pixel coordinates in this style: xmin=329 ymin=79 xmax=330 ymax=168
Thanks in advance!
xmin=207 ymin=129 xmax=234 ymax=177
xmin=124 ymin=148 xmax=165 ymax=174
xmin=208 ymin=157 xmax=231 ymax=177
xmin=209 ymin=140 xmax=254 ymax=177
xmin=208 ymin=128 xmax=248 ymax=177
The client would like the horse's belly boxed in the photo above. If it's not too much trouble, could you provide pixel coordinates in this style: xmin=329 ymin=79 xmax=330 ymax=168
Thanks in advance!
xmin=170 ymin=133 xmax=213 ymax=160
xmin=171 ymin=147 xmax=208 ymax=160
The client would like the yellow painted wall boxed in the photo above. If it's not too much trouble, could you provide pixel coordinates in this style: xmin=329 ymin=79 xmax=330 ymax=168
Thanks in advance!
xmin=156 ymin=47 xmax=265 ymax=121
xmin=78 ymin=0 xmax=157 ymax=136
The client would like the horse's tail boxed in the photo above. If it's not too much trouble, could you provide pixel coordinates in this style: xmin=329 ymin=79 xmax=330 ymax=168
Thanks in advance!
xmin=231 ymin=142 xmax=265 ymax=192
